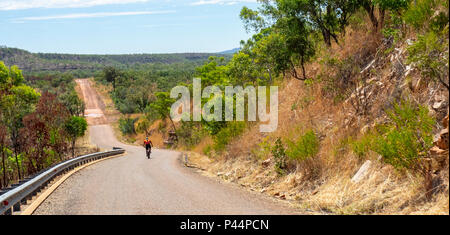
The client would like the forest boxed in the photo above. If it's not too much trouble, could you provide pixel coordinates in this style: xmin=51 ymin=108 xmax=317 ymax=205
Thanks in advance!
xmin=0 ymin=46 xmax=228 ymax=77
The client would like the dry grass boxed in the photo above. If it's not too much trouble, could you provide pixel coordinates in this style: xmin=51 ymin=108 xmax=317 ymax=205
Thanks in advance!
xmin=187 ymin=23 xmax=449 ymax=214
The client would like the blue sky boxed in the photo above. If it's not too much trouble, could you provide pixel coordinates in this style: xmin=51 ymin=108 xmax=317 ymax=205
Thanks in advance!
xmin=0 ymin=0 xmax=259 ymax=54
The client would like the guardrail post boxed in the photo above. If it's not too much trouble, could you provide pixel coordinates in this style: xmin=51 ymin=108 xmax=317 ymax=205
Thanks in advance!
xmin=13 ymin=202 xmax=20 ymax=212
xmin=4 ymin=207 xmax=12 ymax=215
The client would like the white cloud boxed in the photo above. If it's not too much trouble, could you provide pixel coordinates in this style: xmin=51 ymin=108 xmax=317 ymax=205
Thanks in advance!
xmin=14 ymin=10 xmax=175 ymax=21
xmin=190 ymin=0 xmax=256 ymax=6
xmin=0 ymin=0 xmax=149 ymax=11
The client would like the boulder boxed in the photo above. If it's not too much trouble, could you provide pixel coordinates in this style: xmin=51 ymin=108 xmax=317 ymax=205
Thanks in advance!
xmin=351 ymin=160 xmax=372 ymax=183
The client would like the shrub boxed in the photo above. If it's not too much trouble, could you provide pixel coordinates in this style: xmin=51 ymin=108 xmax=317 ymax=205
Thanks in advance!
xmin=404 ymin=0 xmax=440 ymax=31
xmin=119 ymin=117 xmax=137 ymax=135
xmin=177 ymin=121 xmax=207 ymax=149
xmin=351 ymin=134 xmax=375 ymax=159
xmin=353 ymin=100 xmax=435 ymax=170
xmin=285 ymin=130 xmax=320 ymax=161
xmin=213 ymin=122 xmax=246 ymax=152
xmin=407 ymin=28 xmax=449 ymax=90
xmin=373 ymin=100 xmax=435 ymax=170
xmin=271 ymin=138 xmax=287 ymax=175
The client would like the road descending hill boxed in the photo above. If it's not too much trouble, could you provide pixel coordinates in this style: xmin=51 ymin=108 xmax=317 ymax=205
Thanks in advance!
xmin=33 ymin=79 xmax=300 ymax=215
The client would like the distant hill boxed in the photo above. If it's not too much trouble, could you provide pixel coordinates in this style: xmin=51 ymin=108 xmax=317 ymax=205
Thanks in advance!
xmin=0 ymin=47 xmax=229 ymax=75
xmin=218 ymin=48 xmax=240 ymax=55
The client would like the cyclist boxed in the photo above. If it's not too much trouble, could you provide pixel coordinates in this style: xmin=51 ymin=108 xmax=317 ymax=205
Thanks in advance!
xmin=144 ymin=137 xmax=153 ymax=159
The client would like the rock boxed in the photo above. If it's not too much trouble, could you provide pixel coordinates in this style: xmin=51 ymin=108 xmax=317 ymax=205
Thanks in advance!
xmin=433 ymin=100 xmax=446 ymax=110
xmin=217 ymin=172 xmax=224 ymax=177
xmin=437 ymin=128 xmax=449 ymax=150
xmin=279 ymin=194 xmax=286 ymax=200
xmin=351 ymin=160 xmax=372 ymax=183
xmin=430 ymin=146 xmax=447 ymax=156
xmin=260 ymin=188 xmax=266 ymax=193
xmin=360 ymin=125 xmax=370 ymax=135
xmin=262 ymin=158 xmax=271 ymax=167
xmin=406 ymin=39 xmax=414 ymax=46
xmin=443 ymin=114 xmax=449 ymax=129
xmin=273 ymin=192 xmax=280 ymax=197
xmin=411 ymin=77 xmax=422 ymax=91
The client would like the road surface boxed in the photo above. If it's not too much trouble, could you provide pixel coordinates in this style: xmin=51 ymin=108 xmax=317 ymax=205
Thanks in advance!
xmin=33 ymin=79 xmax=299 ymax=215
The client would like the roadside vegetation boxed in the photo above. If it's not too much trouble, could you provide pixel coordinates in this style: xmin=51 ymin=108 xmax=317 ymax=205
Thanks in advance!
xmin=0 ymin=63 xmax=88 ymax=189
xmin=99 ymin=0 xmax=447 ymax=214
xmin=1 ymin=0 xmax=447 ymax=214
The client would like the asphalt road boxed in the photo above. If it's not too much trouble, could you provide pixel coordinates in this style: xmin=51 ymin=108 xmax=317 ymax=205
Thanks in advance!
xmin=33 ymin=80 xmax=299 ymax=215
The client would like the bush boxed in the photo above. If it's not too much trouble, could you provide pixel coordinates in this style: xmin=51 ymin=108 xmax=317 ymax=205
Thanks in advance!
xmin=374 ymin=101 xmax=435 ymax=169
xmin=351 ymin=134 xmax=375 ymax=159
xmin=404 ymin=0 xmax=442 ymax=31
xmin=353 ymin=100 xmax=435 ymax=170
xmin=407 ymin=28 xmax=449 ymax=89
xmin=177 ymin=121 xmax=207 ymax=149
xmin=271 ymin=138 xmax=287 ymax=175
xmin=285 ymin=130 xmax=319 ymax=161
xmin=119 ymin=117 xmax=137 ymax=135
xmin=213 ymin=122 xmax=246 ymax=152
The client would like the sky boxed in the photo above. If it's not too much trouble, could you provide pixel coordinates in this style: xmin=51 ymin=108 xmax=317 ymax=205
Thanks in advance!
xmin=0 ymin=0 xmax=259 ymax=54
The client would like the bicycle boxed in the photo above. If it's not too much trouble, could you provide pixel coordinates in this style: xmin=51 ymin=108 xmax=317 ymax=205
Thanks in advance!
xmin=146 ymin=148 xmax=151 ymax=159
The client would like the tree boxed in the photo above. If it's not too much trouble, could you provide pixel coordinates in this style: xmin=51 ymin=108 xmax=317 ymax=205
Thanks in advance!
xmin=21 ymin=92 xmax=70 ymax=172
xmin=65 ymin=116 xmax=88 ymax=158
xmin=150 ymin=92 xmax=177 ymax=133
xmin=358 ymin=0 xmax=410 ymax=31
xmin=60 ymin=90 xmax=85 ymax=116
xmin=0 ymin=124 xmax=10 ymax=187
xmin=136 ymin=118 xmax=152 ymax=136
xmin=0 ymin=62 xmax=40 ymax=179
xmin=103 ymin=66 xmax=121 ymax=91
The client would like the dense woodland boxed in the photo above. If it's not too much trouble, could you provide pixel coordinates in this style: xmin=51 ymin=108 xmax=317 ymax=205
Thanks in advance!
xmin=0 ymin=47 xmax=229 ymax=77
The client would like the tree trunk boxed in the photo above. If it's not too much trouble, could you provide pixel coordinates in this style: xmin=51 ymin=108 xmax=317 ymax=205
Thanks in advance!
xmin=301 ymin=56 xmax=307 ymax=80
xmin=72 ymin=139 xmax=76 ymax=158
xmin=2 ymin=148 xmax=7 ymax=188
xmin=168 ymin=116 xmax=177 ymax=134
xmin=11 ymin=130 xmax=22 ymax=179
xmin=322 ymin=30 xmax=332 ymax=47
xmin=363 ymin=4 xmax=379 ymax=31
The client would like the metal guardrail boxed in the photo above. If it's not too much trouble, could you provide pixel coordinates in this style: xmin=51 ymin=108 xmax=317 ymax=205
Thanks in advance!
xmin=0 ymin=148 xmax=125 ymax=215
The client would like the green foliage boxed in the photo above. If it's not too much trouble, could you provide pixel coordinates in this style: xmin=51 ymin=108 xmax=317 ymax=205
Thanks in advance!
xmin=97 ymin=62 xmax=203 ymax=114
xmin=285 ymin=130 xmax=319 ymax=161
xmin=252 ymin=136 xmax=273 ymax=159
xmin=65 ymin=116 xmax=88 ymax=157
xmin=407 ymin=28 xmax=449 ymax=89
xmin=60 ymin=90 xmax=85 ymax=116
xmin=404 ymin=0 xmax=441 ymax=31
xmin=0 ymin=47 xmax=225 ymax=76
xmin=150 ymin=92 xmax=175 ymax=120
xmin=213 ymin=122 xmax=246 ymax=152
xmin=271 ymin=138 xmax=287 ymax=175
xmin=352 ymin=100 xmax=435 ymax=170
xmin=375 ymin=100 xmax=434 ymax=169
xmin=351 ymin=134 xmax=375 ymax=159
xmin=65 ymin=116 xmax=88 ymax=139
xmin=177 ymin=121 xmax=208 ymax=149
xmin=119 ymin=117 xmax=137 ymax=135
